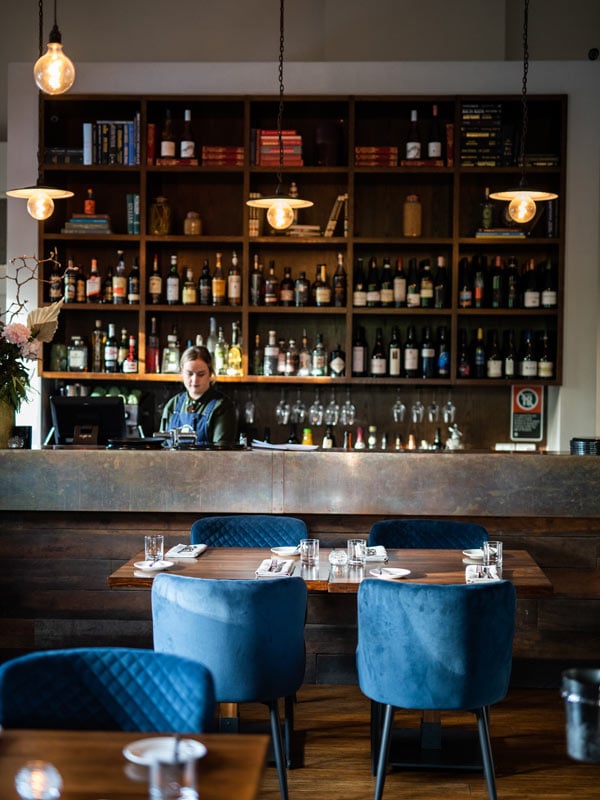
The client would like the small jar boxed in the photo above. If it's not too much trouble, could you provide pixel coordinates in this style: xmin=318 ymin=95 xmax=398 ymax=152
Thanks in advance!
xmin=184 ymin=211 xmax=202 ymax=235
xmin=149 ymin=196 xmax=172 ymax=235
xmin=403 ymin=194 xmax=422 ymax=237
xmin=67 ymin=336 xmax=88 ymax=372
xmin=302 ymin=428 xmax=313 ymax=446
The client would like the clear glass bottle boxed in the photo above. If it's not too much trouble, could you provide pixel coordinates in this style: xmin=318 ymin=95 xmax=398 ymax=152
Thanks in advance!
xmin=161 ymin=329 xmax=181 ymax=374
xmin=103 ymin=323 xmax=119 ymax=373
xmin=297 ymin=330 xmax=311 ymax=377
xmin=263 ymin=330 xmax=279 ymax=377
xmin=213 ymin=326 xmax=229 ymax=376
xmin=403 ymin=194 xmax=422 ymax=237
xmin=112 ymin=251 xmax=127 ymax=305
xmin=122 ymin=334 xmax=138 ymax=373
xmin=227 ymin=251 xmax=242 ymax=306
xmin=311 ymin=333 xmax=328 ymax=377
xmin=148 ymin=254 xmax=162 ymax=304
xmin=370 ymin=328 xmax=387 ymax=377
xmin=211 ymin=252 xmax=226 ymax=306
xmin=67 ymin=336 xmax=88 ymax=372
xmin=284 ymin=339 xmax=299 ymax=376
xmin=226 ymin=322 xmax=243 ymax=376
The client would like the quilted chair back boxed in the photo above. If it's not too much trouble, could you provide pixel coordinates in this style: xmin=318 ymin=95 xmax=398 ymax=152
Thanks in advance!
xmin=190 ymin=514 xmax=307 ymax=547
xmin=0 ymin=647 xmax=215 ymax=732
xmin=368 ymin=518 xmax=488 ymax=550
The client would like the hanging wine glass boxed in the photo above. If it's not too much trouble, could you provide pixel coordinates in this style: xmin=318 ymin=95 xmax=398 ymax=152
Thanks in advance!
xmin=244 ymin=390 xmax=256 ymax=425
xmin=392 ymin=388 xmax=406 ymax=423
xmin=411 ymin=398 xmax=425 ymax=424
xmin=291 ymin=389 xmax=306 ymax=424
xmin=340 ymin=388 xmax=357 ymax=427
xmin=428 ymin=393 xmax=440 ymax=423
xmin=443 ymin=393 xmax=457 ymax=424
xmin=308 ymin=388 xmax=324 ymax=427
xmin=324 ymin=389 xmax=340 ymax=426
xmin=274 ymin=389 xmax=290 ymax=426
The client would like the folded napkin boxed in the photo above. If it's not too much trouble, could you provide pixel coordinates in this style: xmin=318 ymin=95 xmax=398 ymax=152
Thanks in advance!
xmin=465 ymin=564 xmax=502 ymax=583
xmin=366 ymin=546 xmax=388 ymax=562
xmin=165 ymin=543 xmax=208 ymax=559
xmin=256 ymin=558 xmax=296 ymax=578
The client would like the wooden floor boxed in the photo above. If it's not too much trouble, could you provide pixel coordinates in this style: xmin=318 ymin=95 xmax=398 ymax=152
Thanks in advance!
xmin=242 ymin=684 xmax=600 ymax=800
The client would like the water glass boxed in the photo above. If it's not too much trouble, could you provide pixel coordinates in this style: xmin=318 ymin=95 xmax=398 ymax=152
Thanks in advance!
xmin=149 ymin=757 xmax=198 ymax=800
xmin=300 ymin=538 xmax=319 ymax=566
xmin=347 ymin=538 xmax=367 ymax=567
xmin=15 ymin=761 xmax=62 ymax=800
xmin=328 ymin=548 xmax=348 ymax=566
xmin=145 ymin=534 xmax=164 ymax=564
xmin=483 ymin=540 xmax=503 ymax=576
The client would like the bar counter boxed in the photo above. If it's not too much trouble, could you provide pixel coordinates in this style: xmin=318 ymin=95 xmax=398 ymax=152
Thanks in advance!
xmin=1 ymin=448 xmax=599 ymax=682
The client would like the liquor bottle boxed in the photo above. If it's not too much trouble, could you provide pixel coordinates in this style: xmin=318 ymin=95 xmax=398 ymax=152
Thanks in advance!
xmin=160 ymin=109 xmax=176 ymax=158
xmin=103 ymin=323 xmax=119 ymax=373
xmin=506 ymin=257 xmax=521 ymax=309
xmin=486 ymin=329 xmax=502 ymax=378
xmin=502 ymin=329 xmax=516 ymax=379
xmin=379 ymin=258 xmax=394 ymax=307
xmin=276 ymin=339 xmax=287 ymax=375
xmin=406 ymin=109 xmax=421 ymax=159
xmin=352 ymin=257 xmax=368 ymax=308
xmin=457 ymin=328 xmax=470 ymax=378
xmin=333 ymin=252 xmax=347 ymax=307
xmin=86 ymin=258 xmax=101 ymax=303
xmin=226 ymin=322 xmax=243 ymax=376
xmin=518 ymin=330 xmax=538 ymax=377
xmin=211 ymin=252 xmax=226 ymax=306
xmin=473 ymin=256 xmax=486 ymax=308
xmin=127 ymin=257 xmax=140 ymax=305
xmin=388 ymin=325 xmax=402 ymax=377
xmin=540 ymin=259 xmax=557 ymax=308
xmin=522 ymin=258 xmax=540 ymax=308
xmin=393 ymin=257 xmax=407 ymax=307
xmin=251 ymin=333 xmax=263 ymax=376
xmin=146 ymin=316 xmax=161 ymax=373
xmin=328 ymin=343 xmax=346 ymax=377
xmin=227 ymin=251 xmax=242 ymax=306
xmin=161 ymin=326 xmax=181 ymax=373
xmin=294 ymin=271 xmax=310 ymax=307
xmin=420 ymin=326 xmax=436 ymax=379
xmin=122 ymin=334 xmax=138 ymax=374
xmin=49 ymin=257 xmax=63 ymax=302
xmin=263 ymin=330 xmax=279 ymax=376
xmin=198 ymin=259 xmax=211 ymax=305
xmin=180 ymin=109 xmax=195 ymax=158
xmin=279 ymin=266 xmax=295 ymax=307
xmin=311 ymin=333 xmax=328 ymax=377
xmin=287 ymin=424 xmax=300 ymax=445
xmin=403 ymin=325 xmax=419 ymax=379
xmin=250 ymin=255 xmax=264 ymax=306
xmin=433 ymin=256 xmax=448 ymax=308
xmin=458 ymin=257 xmax=473 ymax=308
xmin=298 ymin=329 xmax=311 ymax=377
xmin=63 ymin=257 xmax=77 ymax=304
xmin=213 ymin=326 xmax=229 ymax=376
xmin=181 ymin=267 xmax=197 ymax=305
xmin=101 ymin=265 xmax=113 ymax=304
xmin=418 ymin=259 xmax=434 ymax=308
xmin=90 ymin=319 xmax=106 ymax=373
xmin=166 ymin=255 xmax=180 ymax=305
xmin=147 ymin=254 xmax=162 ymax=304
xmin=284 ymin=339 xmax=299 ymax=376
xmin=352 ymin=326 xmax=368 ymax=377
xmin=74 ymin=262 xmax=86 ymax=304
xmin=112 ymin=251 xmax=127 ymax=304
xmin=436 ymin=325 xmax=450 ymax=378
xmin=366 ymin=257 xmax=380 ymax=307
xmin=84 ymin=187 xmax=96 ymax=215
xmin=490 ymin=256 xmax=504 ymax=309
xmin=480 ymin=186 xmax=494 ymax=230
xmin=117 ymin=327 xmax=129 ymax=370
xmin=312 ymin=264 xmax=331 ymax=307
xmin=427 ymin=104 xmax=442 ymax=159
xmin=537 ymin=331 xmax=554 ymax=378
xmin=206 ymin=316 xmax=218 ymax=357
xmin=264 ymin=261 xmax=280 ymax=306
xmin=432 ymin=428 xmax=444 ymax=450
xmin=471 ymin=327 xmax=486 ymax=378
xmin=322 ymin=425 xmax=335 ymax=449
xmin=406 ymin=258 xmax=420 ymax=308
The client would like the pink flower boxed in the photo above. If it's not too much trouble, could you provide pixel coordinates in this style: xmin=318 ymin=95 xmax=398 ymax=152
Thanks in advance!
xmin=21 ymin=340 xmax=42 ymax=360
xmin=2 ymin=322 xmax=32 ymax=346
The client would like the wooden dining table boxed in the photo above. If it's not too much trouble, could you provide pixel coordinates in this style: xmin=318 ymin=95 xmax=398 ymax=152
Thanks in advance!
xmin=0 ymin=729 xmax=268 ymax=800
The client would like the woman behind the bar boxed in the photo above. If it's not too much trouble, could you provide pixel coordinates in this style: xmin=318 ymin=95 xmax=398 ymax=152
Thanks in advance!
xmin=160 ymin=345 xmax=237 ymax=446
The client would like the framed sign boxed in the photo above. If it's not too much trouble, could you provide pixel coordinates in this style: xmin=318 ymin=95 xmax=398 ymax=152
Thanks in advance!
xmin=511 ymin=385 xmax=544 ymax=442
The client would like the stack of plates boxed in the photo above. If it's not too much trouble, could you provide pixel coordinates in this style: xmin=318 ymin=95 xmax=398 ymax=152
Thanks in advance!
xmin=570 ymin=437 xmax=600 ymax=455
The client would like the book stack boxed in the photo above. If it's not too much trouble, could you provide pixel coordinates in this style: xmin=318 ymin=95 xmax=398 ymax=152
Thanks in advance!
xmin=247 ymin=192 xmax=264 ymax=237
xmin=323 ymin=193 xmax=349 ymax=237
xmin=355 ymin=146 xmax=398 ymax=167
xmin=285 ymin=224 xmax=322 ymax=237
xmin=460 ymin=103 xmax=503 ymax=167
xmin=474 ymin=227 xmax=526 ymax=239
xmin=61 ymin=214 xmax=112 ymax=234
xmin=201 ymin=145 xmax=244 ymax=166
xmin=252 ymin=129 xmax=304 ymax=166
xmin=83 ymin=113 xmax=141 ymax=166
xmin=126 ymin=193 xmax=140 ymax=234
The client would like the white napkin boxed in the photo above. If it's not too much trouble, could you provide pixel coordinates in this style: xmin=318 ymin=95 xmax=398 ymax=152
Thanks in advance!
xmin=366 ymin=546 xmax=388 ymax=562
xmin=256 ymin=558 xmax=296 ymax=577
xmin=465 ymin=564 xmax=502 ymax=583
xmin=165 ymin=543 xmax=208 ymax=559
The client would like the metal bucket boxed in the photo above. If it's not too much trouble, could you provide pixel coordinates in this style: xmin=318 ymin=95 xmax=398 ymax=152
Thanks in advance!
xmin=561 ymin=668 xmax=600 ymax=763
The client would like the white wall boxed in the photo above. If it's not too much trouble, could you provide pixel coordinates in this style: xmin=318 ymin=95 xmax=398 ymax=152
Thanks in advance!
xmin=7 ymin=60 xmax=600 ymax=449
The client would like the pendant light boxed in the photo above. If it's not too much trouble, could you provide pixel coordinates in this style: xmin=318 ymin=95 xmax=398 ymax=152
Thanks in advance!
xmin=6 ymin=0 xmax=74 ymax=220
xmin=247 ymin=0 xmax=313 ymax=231
xmin=33 ymin=0 xmax=75 ymax=96
xmin=489 ymin=0 xmax=557 ymax=223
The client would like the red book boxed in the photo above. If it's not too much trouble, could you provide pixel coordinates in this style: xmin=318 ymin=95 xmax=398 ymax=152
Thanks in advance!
xmin=146 ymin=123 xmax=156 ymax=166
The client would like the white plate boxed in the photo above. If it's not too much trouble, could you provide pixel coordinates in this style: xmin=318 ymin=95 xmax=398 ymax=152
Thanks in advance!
xmin=133 ymin=560 xmax=174 ymax=573
xmin=123 ymin=737 xmax=207 ymax=766
xmin=462 ymin=549 xmax=485 ymax=560
xmin=369 ymin=567 xmax=411 ymax=580
xmin=270 ymin=546 xmax=300 ymax=557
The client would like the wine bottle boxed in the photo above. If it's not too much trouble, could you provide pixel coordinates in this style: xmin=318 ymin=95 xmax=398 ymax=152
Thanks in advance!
xmin=127 ymin=257 xmax=140 ymax=305
xmin=540 ymin=259 xmax=557 ymax=308
xmin=102 ymin=265 xmax=113 ymax=304
xmin=91 ymin=319 xmax=106 ymax=373
xmin=433 ymin=256 xmax=448 ymax=308
xmin=49 ymin=258 xmax=63 ymax=302
xmin=298 ymin=329 xmax=311 ymax=376
xmin=264 ymin=261 xmax=280 ymax=306
xmin=502 ymin=329 xmax=516 ymax=379
xmin=522 ymin=258 xmax=540 ymax=308
xmin=490 ymin=256 xmax=504 ymax=309
xmin=352 ymin=257 xmax=368 ymax=307
xmin=112 ymin=251 xmax=127 ymax=305
xmin=458 ymin=257 xmax=473 ymax=308
xmin=160 ymin=109 xmax=176 ymax=158
xmin=506 ymin=257 xmax=521 ymax=309
xmin=473 ymin=257 xmax=486 ymax=309
xmin=436 ymin=325 xmax=450 ymax=378
xmin=117 ymin=327 xmax=129 ymax=370
xmin=198 ymin=259 xmax=211 ymax=305
xmin=537 ymin=331 xmax=554 ymax=378
xmin=366 ymin=256 xmax=380 ymax=307
xmin=518 ymin=329 xmax=538 ymax=377
xmin=211 ymin=252 xmax=226 ymax=306
xmin=279 ymin=266 xmax=295 ymax=307
xmin=388 ymin=325 xmax=402 ymax=378
xmin=457 ymin=329 xmax=470 ymax=378
xmin=250 ymin=254 xmax=264 ymax=306
xmin=227 ymin=251 xmax=242 ymax=306
xmin=370 ymin=327 xmax=387 ymax=377
xmin=333 ymin=252 xmax=347 ymax=307
xmin=403 ymin=325 xmax=419 ymax=378
xmin=146 ymin=316 xmax=161 ymax=374
xmin=427 ymin=103 xmax=442 ymax=159
xmin=75 ymin=262 xmax=86 ymax=303
xmin=406 ymin=109 xmax=421 ymax=159
xmin=406 ymin=258 xmax=420 ymax=308
xmin=418 ymin=259 xmax=434 ymax=308
xmin=294 ymin=271 xmax=310 ymax=307
xmin=352 ymin=326 xmax=368 ymax=377
xmin=181 ymin=266 xmax=197 ymax=305
xmin=480 ymin=186 xmax=494 ymax=230
xmin=284 ymin=338 xmax=299 ymax=376
xmin=486 ymin=329 xmax=502 ymax=378
xmin=252 ymin=333 xmax=263 ymax=376
xmin=393 ymin=257 xmax=407 ymax=307
xmin=471 ymin=327 xmax=486 ymax=378
xmin=63 ymin=257 xmax=77 ymax=304
xmin=103 ymin=323 xmax=119 ymax=373
xmin=379 ymin=257 xmax=394 ymax=307
xmin=180 ymin=108 xmax=195 ymax=158
xmin=86 ymin=258 xmax=101 ymax=303
xmin=166 ymin=255 xmax=180 ymax=305
xmin=148 ymin=254 xmax=163 ymax=304
xmin=420 ymin=326 xmax=436 ymax=379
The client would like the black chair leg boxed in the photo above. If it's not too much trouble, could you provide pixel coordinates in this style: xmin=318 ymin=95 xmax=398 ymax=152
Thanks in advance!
xmin=374 ymin=704 xmax=394 ymax=800
xmin=370 ymin=700 xmax=384 ymax=776
xmin=476 ymin=706 xmax=498 ymax=800
xmin=269 ymin=698 xmax=289 ymax=800
xmin=284 ymin=694 xmax=294 ymax=768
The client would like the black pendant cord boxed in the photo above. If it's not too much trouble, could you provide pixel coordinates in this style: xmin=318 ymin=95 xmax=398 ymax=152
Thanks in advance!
xmin=275 ymin=0 xmax=285 ymax=195
xmin=36 ymin=0 xmax=45 ymax=187
xmin=518 ymin=0 xmax=530 ymax=186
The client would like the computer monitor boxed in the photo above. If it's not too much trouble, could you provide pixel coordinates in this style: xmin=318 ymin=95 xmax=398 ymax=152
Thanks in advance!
xmin=49 ymin=395 xmax=127 ymax=446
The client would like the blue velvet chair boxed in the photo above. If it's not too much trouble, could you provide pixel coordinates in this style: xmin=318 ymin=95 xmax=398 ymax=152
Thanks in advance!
xmin=152 ymin=572 xmax=308 ymax=800
xmin=368 ymin=518 xmax=488 ymax=549
xmin=356 ymin=580 xmax=516 ymax=800
xmin=0 ymin=647 xmax=215 ymax=732
xmin=190 ymin=514 xmax=307 ymax=547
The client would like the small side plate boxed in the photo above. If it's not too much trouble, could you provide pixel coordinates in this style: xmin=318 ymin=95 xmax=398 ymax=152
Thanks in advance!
xmin=462 ymin=549 xmax=485 ymax=560
xmin=133 ymin=560 xmax=174 ymax=573
xmin=369 ymin=568 xmax=411 ymax=580
xmin=270 ymin=546 xmax=300 ymax=557
xmin=123 ymin=736 xmax=207 ymax=766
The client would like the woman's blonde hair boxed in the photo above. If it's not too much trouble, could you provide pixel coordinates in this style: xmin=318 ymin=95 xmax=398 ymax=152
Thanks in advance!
xmin=180 ymin=345 xmax=215 ymax=377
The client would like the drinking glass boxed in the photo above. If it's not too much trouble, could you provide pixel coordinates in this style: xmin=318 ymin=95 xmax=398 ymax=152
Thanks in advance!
xmin=291 ymin=390 xmax=306 ymax=424
xmin=300 ymin=538 xmax=319 ymax=566
xmin=324 ymin=389 xmax=340 ymax=426
xmin=347 ymin=538 xmax=367 ymax=567
xmin=308 ymin=389 xmax=324 ymax=427
xmin=443 ymin=395 xmax=457 ymax=424
xmin=392 ymin=389 xmax=406 ymax=423
xmin=274 ymin=389 xmax=290 ymax=426
xmin=483 ymin=540 xmax=503 ymax=576
xmin=15 ymin=761 xmax=63 ymax=800
xmin=244 ymin=390 xmax=256 ymax=425
xmin=145 ymin=534 xmax=164 ymax=564
xmin=428 ymin=394 xmax=440 ymax=423
xmin=411 ymin=399 xmax=425 ymax=424
xmin=340 ymin=389 xmax=356 ymax=427
xmin=149 ymin=756 xmax=198 ymax=800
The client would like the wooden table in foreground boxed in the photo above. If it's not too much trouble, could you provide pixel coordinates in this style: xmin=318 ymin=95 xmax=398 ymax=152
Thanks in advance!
xmin=0 ymin=729 xmax=268 ymax=800
xmin=108 ymin=547 xmax=552 ymax=598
